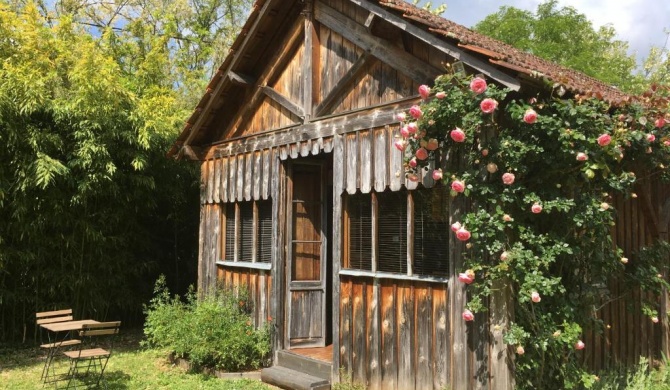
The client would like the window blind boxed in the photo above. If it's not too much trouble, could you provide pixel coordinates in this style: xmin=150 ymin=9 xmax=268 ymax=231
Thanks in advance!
xmin=347 ymin=192 xmax=372 ymax=271
xmin=377 ymin=190 xmax=408 ymax=274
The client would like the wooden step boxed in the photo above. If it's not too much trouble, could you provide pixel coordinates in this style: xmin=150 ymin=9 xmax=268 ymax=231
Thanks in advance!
xmin=277 ymin=350 xmax=332 ymax=380
xmin=261 ymin=366 xmax=330 ymax=390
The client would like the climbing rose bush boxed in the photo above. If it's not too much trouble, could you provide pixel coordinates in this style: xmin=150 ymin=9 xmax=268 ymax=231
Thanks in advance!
xmin=396 ymin=72 xmax=670 ymax=389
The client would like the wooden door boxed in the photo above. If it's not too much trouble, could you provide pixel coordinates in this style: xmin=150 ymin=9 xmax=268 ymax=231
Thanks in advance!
xmin=286 ymin=162 xmax=327 ymax=348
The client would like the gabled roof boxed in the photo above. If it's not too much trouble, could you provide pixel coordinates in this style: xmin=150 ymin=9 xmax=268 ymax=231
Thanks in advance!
xmin=168 ymin=0 xmax=632 ymax=159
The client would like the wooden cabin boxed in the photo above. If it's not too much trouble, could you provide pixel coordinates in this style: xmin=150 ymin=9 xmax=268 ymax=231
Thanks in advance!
xmin=168 ymin=0 xmax=669 ymax=388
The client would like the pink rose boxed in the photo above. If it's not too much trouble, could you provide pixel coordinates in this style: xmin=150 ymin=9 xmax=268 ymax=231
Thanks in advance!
xmin=408 ymin=158 xmax=418 ymax=168
xmin=462 ymin=310 xmax=474 ymax=322
xmin=502 ymin=172 xmax=515 ymax=185
xmin=407 ymin=122 xmax=418 ymax=134
xmin=665 ymin=140 xmax=670 ymax=147
xmin=516 ymin=346 xmax=525 ymax=355
xmin=456 ymin=227 xmax=471 ymax=241
xmin=458 ymin=272 xmax=474 ymax=284
xmin=531 ymin=203 xmax=542 ymax=214
xmin=409 ymin=105 xmax=422 ymax=119
xmin=652 ymin=316 xmax=659 ymax=323
xmin=451 ymin=180 xmax=465 ymax=193
xmin=436 ymin=91 xmax=446 ymax=99
xmin=469 ymin=77 xmax=487 ymax=94
xmin=400 ymin=126 xmax=410 ymax=138
xmin=450 ymin=128 xmax=466 ymax=142
xmin=481 ymin=149 xmax=489 ymax=156
xmin=432 ymin=169 xmax=443 ymax=181
xmin=396 ymin=112 xmax=407 ymax=122
xmin=480 ymin=98 xmax=498 ymax=114
xmin=415 ymin=147 xmax=429 ymax=160
xmin=647 ymin=133 xmax=656 ymax=142
xmin=426 ymin=138 xmax=439 ymax=151
xmin=486 ymin=163 xmax=498 ymax=173
xmin=597 ymin=134 xmax=611 ymax=146
xmin=531 ymin=291 xmax=541 ymax=303
xmin=575 ymin=340 xmax=585 ymax=350
xmin=655 ymin=117 xmax=666 ymax=128
xmin=503 ymin=214 xmax=512 ymax=222
xmin=451 ymin=222 xmax=462 ymax=232
xmin=523 ymin=109 xmax=538 ymax=124
xmin=418 ymin=84 xmax=431 ymax=100
xmin=394 ymin=139 xmax=406 ymax=151
xmin=407 ymin=173 xmax=419 ymax=182
xmin=576 ymin=152 xmax=588 ymax=161
xmin=500 ymin=251 xmax=509 ymax=261
xmin=600 ymin=202 xmax=610 ymax=211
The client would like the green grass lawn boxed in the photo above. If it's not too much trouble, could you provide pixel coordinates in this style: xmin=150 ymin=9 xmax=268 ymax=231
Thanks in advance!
xmin=0 ymin=330 xmax=276 ymax=390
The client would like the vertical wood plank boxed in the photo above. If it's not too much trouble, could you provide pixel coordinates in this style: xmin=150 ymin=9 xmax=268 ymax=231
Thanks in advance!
xmin=207 ymin=159 xmax=215 ymax=204
xmin=213 ymin=159 xmax=221 ymax=203
xmin=253 ymin=151 xmax=262 ymax=201
xmin=221 ymin=157 xmax=229 ymax=203
xmin=433 ymin=284 xmax=449 ymax=390
xmin=280 ymin=145 xmax=288 ymax=160
xmin=416 ymin=284 xmax=433 ymax=390
xmin=197 ymin=205 xmax=207 ymax=293
xmin=245 ymin=153 xmax=253 ymax=201
xmin=260 ymin=270 xmax=267 ymax=326
xmin=346 ymin=132 xmax=359 ymax=194
xmin=397 ymin=282 xmax=414 ymax=390
xmin=200 ymin=161 xmax=207 ymax=205
xmin=262 ymin=149 xmax=271 ymax=200
xmin=237 ymin=154 xmax=245 ymax=202
xmin=374 ymin=127 xmax=388 ymax=192
xmin=290 ymin=142 xmax=299 ymax=159
xmin=331 ymin=133 xmax=344 ymax=382
xmin=359 ymin=130 xmax=372 ymax=194
xmin=380 ymin=282 xmax=397 ymax=390
xmin=229 ymin=155 xmax=237 ymax=202
xmin=271 ymin=148 xmax=284 ymax=355
xmin=449 ymin=163 xmax=468 ymax=390
xmin=367 ymin=280 xmax=381 ymax=390
xmin=389 ymin=130 xmax=404 ymax=192
xmin=352 ymin=281 xmax=367 ymax=385
xmin=340 ymin=278 xmax=353 ymax=374
xmin=489 ymin=279 xmax=514 ymax=390
xmin=301 ymin=139 xmax=311 ymax=157
xmin=324 ymin=137 xmax=334 ymax=153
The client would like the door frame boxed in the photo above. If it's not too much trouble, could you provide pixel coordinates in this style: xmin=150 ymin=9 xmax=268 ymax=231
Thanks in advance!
xmin=283 ymin=158 xmax=330 ymax=349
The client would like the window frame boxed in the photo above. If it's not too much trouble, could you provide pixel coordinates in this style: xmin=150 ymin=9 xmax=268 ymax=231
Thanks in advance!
xmin=217 ymin=199 xmax=273 ymax=270
xmin=342 ymin=187 xmax=450 ymax=283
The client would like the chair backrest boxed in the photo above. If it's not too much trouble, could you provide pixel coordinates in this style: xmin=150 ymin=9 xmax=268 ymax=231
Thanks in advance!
xmin=36 ymin=309 xmax=74 ymax=325
xmin=80 ymin=321 xmax=121 ymax=338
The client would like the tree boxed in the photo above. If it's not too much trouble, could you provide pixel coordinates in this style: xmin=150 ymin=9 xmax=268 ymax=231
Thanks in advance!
xmin=0 ymin=0 xmax=250 ymax=341
xmin=474 ymin=0 xmax=639 ymax=92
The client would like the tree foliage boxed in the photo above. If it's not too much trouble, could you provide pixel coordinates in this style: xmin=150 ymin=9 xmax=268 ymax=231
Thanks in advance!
xmin=474 ymin=0 xmax=639 ymax=92
xmin=0 ymin=0 xmax=249 ymax=341
xmin=398 ymin=73 xmax=670 ymax=389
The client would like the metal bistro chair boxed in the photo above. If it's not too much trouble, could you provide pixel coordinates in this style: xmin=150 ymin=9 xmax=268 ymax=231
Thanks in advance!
xmin=36 ymin=309 xmax=82 ymax=382
xmin=62 ymin=321 xmax=121 ymax=389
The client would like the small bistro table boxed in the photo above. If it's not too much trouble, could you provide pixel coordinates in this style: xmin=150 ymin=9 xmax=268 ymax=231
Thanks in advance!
xmin=40 ymin=319 xmax=100 ymax=383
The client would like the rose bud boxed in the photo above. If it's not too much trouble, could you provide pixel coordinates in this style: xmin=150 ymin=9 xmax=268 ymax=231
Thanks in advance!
xmin=523 ymin=108 xmax=538 ymax=124
xmin=462 ymin=309 xmax=474 ymax=321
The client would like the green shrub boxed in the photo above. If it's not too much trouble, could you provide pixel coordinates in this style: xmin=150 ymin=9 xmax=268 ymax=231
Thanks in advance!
xmin=143 ymin=276 xmax=271 ymax=372
xmin=593 ymin=357 xmax=670 ymax=390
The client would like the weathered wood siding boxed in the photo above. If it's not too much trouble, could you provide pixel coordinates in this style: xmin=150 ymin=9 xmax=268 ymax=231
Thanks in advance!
xmin=583 ymin=178 xmax=669 ymax=371
xmin=217 ymin=267 xmax=273 ymax=327
xmin=339 ymin=276 xmax=483 ymax=390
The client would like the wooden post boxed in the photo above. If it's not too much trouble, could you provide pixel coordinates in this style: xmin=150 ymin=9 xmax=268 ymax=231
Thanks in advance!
xmin=448 ymin=147 xmax=468 ymax=389
xmin=490 ymin=278 xmax=514 ymax=389
xmin=302 ymin=0 xmax=314 ymax=122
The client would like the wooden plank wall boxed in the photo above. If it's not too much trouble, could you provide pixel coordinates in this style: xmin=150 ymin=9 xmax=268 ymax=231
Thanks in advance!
xmin=339 ymin=276 xmax=454 ymax=390
xmin=583 ymin=178 xmax=668 ymax=371
xmin=218 ymin=266 xmax=273 ymax=327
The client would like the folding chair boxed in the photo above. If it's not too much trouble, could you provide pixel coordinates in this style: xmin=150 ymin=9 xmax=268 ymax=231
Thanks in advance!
xmin=36 ymin=309 xmax=82 ymax=382
xmin=63 ymin=321 xmax=121 ymax=389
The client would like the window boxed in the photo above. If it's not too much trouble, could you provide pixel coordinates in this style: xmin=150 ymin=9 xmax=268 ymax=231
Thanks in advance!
xmin=221 ymin=199 xmax=273 ymax=265
xmin=343 ymin=188 xmax=449 ymax=277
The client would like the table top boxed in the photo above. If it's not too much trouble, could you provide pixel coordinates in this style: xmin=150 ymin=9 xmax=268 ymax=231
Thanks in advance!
xmin=41 ymin=319 xmax=100 ymax=332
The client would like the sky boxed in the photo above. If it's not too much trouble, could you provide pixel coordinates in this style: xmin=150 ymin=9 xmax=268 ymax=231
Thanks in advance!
xmin=439 ymin=0 xmax=670 ymax=65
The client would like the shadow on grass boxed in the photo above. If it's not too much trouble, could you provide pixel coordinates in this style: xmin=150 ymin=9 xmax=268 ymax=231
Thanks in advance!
xmin=60 ymin=370 xmax=132 ymax=390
